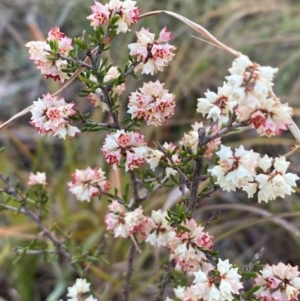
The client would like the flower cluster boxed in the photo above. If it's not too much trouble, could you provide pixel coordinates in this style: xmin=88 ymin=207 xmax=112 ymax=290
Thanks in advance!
xmin=128 ymin=80 xmax=175 ymax=126
xmin=180 ymin=122 xmax=221 ymax=158
xmin=172 ymin=259 xmax=243 ymax=301
xmin=209 ymin=145 xmax=260 ymax=192
xmin=105 ymin=200 xmax=150 ymax=239
xmin=197 ymin=54 xmax=293 ymax=137
xmin=101 ymin=130 xmax=148 ymax=171
xmin=105 ymin=205 xmax=215 ymax=273
xmin=145 ymin=209 xmax=173 ymax=247
xmin=30 ymin=93 xmax=80 ymax=139
xmin=167 ymin=219 xmax=214 ymax=272
xmin=128 ymin=27 xmax=176 ymax=75
xmin=254 ymin=263 xmax=300 ymax=301
xmin=167 ymin=218 xmax=214 ymax=272
xmin=28 ymin=172 xmax=47 ymax=186
xmin=243 ymin=155 xmax=299 ymax=203
xmin=210 ymin=145 xmax=299 ymax=202
xmin=68 ymin=167 xmax=111 ymax=202
xmin=65 ymin=278 xmax=97 ymax=301
xmin=87 ymin=0 xmax=140 ymax=34
xmin=87 ymin=66 xmax=126 ymax=111
xmin=25 ymin=27 xmax=73 ymax=82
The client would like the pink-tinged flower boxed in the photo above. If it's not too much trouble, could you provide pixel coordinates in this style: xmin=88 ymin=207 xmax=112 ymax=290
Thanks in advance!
xmin=254 ymin=263 xmax=300 ymax=301
xmin=167 ymin=218 xmax=214 ymax=272
xmin=245 ymin=97 xmax=292 ymax=137
xmin=30 ymin=93 xmax=80 ymax=139
xmin=180 ymin=122 xmax=221 ymax=158
xmin=128 ymin=80 xmax=175 ymax=126
xmin=192 ymin=258 xmax=243 ymax=301
xmin=87 ymin=1 xmax=110 ymax=28
xmin=47 ymin=27 xmax=64 ymax=40
xmin=128 ymin=27 xmax=176 ymax=75
xmin=107 ymin=0 xmax=140 ymax=34
xmin=47 ymin=27 xmax=73 ymax=55
xmin=68 ymin=167 xmax=110 ymax=202
xmin=145 ymin=209 xmax=173 ymax=247
xmin=25 ymin=27 xmax=73 ymax=83
xmin=243 ymin=156 xmax=299 ymax=203
xmin=101 ymin=130 xmax=147 ymax=171
xmin=87 ymin=0 xmax=139 ymax=33
xmin=28 ymin=172 xmax=47 ymax=186
xmin=209 ymin=145 xmax=260 ymax=192
xmin=104 ymin=200 xmax=148 ymax=238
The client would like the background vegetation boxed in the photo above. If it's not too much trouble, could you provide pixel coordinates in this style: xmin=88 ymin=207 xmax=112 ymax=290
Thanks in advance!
xmin=1 ymin=0 xmax=300 ymax=300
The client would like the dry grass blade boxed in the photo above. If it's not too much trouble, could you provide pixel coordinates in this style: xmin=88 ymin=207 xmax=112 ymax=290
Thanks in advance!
xmin=139 ymin=10 xmax=239 ymax=56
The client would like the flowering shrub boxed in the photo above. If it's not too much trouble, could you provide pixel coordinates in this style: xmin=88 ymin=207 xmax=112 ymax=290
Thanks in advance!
xmin=1 ymin=0 xmax=300 ymax=301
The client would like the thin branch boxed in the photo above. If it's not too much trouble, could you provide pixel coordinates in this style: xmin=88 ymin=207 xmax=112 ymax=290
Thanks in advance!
xmin=154 ymin=260 xmax=175 ymax=301
xmin=128 ymin=170 xmax=141 ymax=206
xmin=0 ymin=174 xmax=71 ymax=261
xmin=205 ymin=121 xmax=248 ymax=144
xmin=186 ymin=127 xmax=205 ymax=212
xmin=123 ymin=240 xmax=135 ymax=301
xmin=55 ymin=52 xmax=93 ymax=69
xmin=157 ymin=142 xmax=191 ymax=190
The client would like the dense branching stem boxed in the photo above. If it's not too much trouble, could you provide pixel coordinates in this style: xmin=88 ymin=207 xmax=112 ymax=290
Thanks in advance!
xmin=157 ymin=142 xmax=191 ymax=190
xmin=0 ymin=174 xmax=71 ymax=261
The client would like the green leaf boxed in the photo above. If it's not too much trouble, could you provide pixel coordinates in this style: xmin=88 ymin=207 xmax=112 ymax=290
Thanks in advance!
xmin=74 ymin=38 xmax=87 ymax=50
xmin=241 ymin=271 xmax=258 ymax=278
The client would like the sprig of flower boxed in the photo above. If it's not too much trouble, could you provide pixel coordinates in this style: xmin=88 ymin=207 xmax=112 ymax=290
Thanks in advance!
xmin=68 ymin=167 xmax=110 ymax=202
xmin=87 ymin=0 xmax=140 ymax=33
xmin=101 ymin=130 xmax=148 ymax=171
xmin=25 ymin=27 xmax=73 ymax=82
xmin=128 ymin=27 xmax=176 ymax=75
xmin=254 ymin=263 xmax=300 ymax=301
xmin=30 ymin=93 xmax=80 ymax=139
xmin=128 ymin=80 xmax=175 ymax=126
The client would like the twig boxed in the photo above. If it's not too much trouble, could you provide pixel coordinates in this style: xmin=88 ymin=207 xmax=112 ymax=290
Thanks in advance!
xmin=123 ymin=240 xmax=135 ymax=301
xmin=203 ymin=209 xmax=220 ymax=227
xmin=157 ymin=142 xmax=191 ymax=190
xmin=128 ymin=170 xmax=141 ymax=206
xmin=186 ymin=127 xmax=205 ymax=212
xmin=154 ymin=260 xmax=175 ymax=301
xmin=205 ymin=121 xmax=249 ymax=144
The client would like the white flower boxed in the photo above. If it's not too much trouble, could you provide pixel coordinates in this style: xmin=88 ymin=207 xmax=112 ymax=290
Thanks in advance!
xmin=67 ymin=278 xmax=90 ymax=300
xmin=256 ymin=156 xmax=299 ymax=203
xmin=209 ymin=145 xmax=260 ymax=192
xmin=192 ymin=259 xmax=243 ymax=301
xmin=145 ymin=210 xmax=173 ymax=247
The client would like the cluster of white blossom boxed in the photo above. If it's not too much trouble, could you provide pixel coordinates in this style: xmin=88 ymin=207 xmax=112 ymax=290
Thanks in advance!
xmin=209 ymin=145 xmax=299 ymax=202
xmin=197 ymin=54 xmax=293 ymax=137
